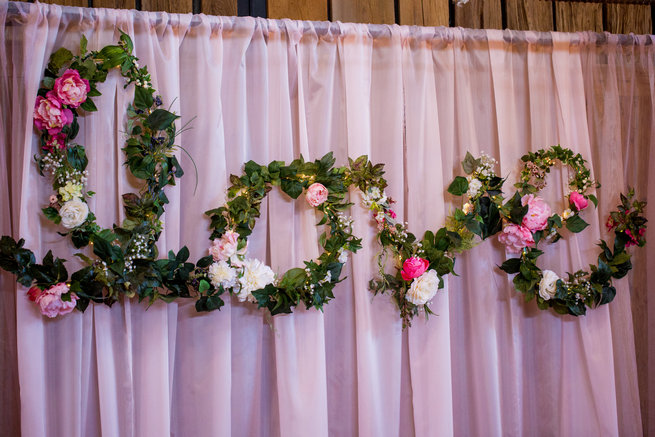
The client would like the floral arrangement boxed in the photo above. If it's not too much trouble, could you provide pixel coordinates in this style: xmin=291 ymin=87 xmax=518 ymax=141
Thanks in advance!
xmin=201 ymin=153 xmax=363 ymax=315
xmin=0 ymin=33 xmax=204 ymax=317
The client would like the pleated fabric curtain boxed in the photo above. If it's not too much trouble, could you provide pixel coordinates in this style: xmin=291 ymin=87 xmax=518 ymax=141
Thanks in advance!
xmin=1 ymin=2 xmax=653 ymax=436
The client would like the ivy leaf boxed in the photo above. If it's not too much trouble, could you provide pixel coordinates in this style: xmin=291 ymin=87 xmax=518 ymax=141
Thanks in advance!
xmin=281 ymin=179 xmax=303 ymax=199
xmin=80 ymin=98 xmax=98 ymax=112
xmin=134 ymin=86 xmax=154 ymax=110
xmin=565 ymin=215 xmax=589 ymax=233
xmin=146 ymin=109 xmax=179 ymax=131
xmin=67 ymin=145 xmax=88 ymax=171
xmin=461 ymin=152 xmax=480 ymax=175
xmin=279 ymin=268 xmax=306 ymax=289
xmin=447 ymin=176 xmax=469 ymax=197
xmin=198 ymin=279 xmax=210 ymax=293
xmin=48 ymin=47 xmax=73 ymax=73
xmin=42 ymin=207 xmax=61 ymax=224
xmin=499 ymin=258 xmax=521 ymax=274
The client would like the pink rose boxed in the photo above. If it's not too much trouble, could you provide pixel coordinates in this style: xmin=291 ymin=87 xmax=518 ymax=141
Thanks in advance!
xmin=53 ymin=69 xmax=90 ymax=108
xmin=27 ymin=286 xmax=42 ymax=302
xmin=209 ymin=230 xmax=246 ymax=262
xmin=521 ymin=194 xmax=551 ymax=232
xmin=44 ymin=133 xmax=67 ymax=152
xmin=569 ymin=192 xmax=588 ymax=212
xmin=401 ymin=256 xmax=430 ymax=281
xmin=35 ymin=283 xmax=78 ymax=318
xmin=306 ymin=183 xmax=328 ymax=207
xmin=498 ymin=224 xmax=535 ymax=253
xmin=34 ymin=91 xmax=73 ymax=135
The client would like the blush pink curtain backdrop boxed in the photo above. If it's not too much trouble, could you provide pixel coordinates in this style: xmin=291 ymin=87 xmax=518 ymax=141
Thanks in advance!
xmin=1 ymin=2 xmax=654 ymax=436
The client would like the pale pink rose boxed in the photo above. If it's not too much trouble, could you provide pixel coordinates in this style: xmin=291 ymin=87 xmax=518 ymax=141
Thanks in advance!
xmin=521 ymin=194 xmax=551 ymax=232
xmin=53 ymin=69 xmax=90 ymax=108
xmin=35 ymin=283 xmax=78 ymax=318
xmin=401 ymin=256 xmax=430 ymax=281
xmin=209 ymin=230 xmax=246 ymax=262
xmin=27 ymin=286 xmax=42 ymax=302
xmin=306 ymin=183 xmax=329 ymax=207
xmin=498 ymin=224 xmax=535 ymax=253
xmin=44 ymin=133 xmax=67 ymax=151
xmin=34 ymin=91 xmax=73 ymax=135
xmin=569 ymin=191 xmax=588 ymax=212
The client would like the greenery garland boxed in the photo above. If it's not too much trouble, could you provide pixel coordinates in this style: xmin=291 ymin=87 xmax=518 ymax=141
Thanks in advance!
xmin=0 ymin=32 xmax=205 ymax=317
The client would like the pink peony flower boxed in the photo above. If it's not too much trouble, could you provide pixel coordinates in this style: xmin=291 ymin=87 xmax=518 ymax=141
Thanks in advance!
xmin=53 ymin=69 xmax=90 ymax=108
xmin=569 ymin=192 xmax=588 ymax=212
xmin=521 ymin=194 xmax=551 ymax=232
xmin=27 ymin=286 xmax=42 ymax=302
xmin=34 ymin=283 xmax=78 ymax=318
xmin=498 ymin=224 xmax=535 ymax=253
xmin=34 ymin=91 xmax=73 ymax=135
xmin=44 ymin=133 xmax=67 ymax=152
xmin=401 ymin=256 xmax=430 ymax=281
xmin=306 ymin=183 xmax=329 ymax=207
xmin=209 ymin=230 xmax=246 ymax=262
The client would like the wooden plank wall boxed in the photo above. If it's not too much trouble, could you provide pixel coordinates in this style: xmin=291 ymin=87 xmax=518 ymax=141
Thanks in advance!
xmin=17 ymin=1 xmax=655 ymax=37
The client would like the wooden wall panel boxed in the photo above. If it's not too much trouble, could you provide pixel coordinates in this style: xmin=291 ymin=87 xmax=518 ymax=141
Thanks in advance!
xmin=398 ymin=0 xmax=449 ymax=27
xmin=40 ymin=0 xmax=87 ymax=6
xmin=141 ymin=0 xmax=193 ymax=13
xmin=331 ymin=0 xmax=395 ymax=25
xmin=454 ymin=0 xmax=502 ymax=29
xmin=267 ymin=0 xmax=328 ymax=21
xmin=94 ymin=0 xmax=136 ymax=9
xmin=202 ymin=0 xmax=238 ymax=16
xmin=506 ymin=0 xmax=553 ymax=31
xmin=606 ymin=4 xmax=652 ymax=35
xmin=555 ymin=2 xmax=602 ymax=32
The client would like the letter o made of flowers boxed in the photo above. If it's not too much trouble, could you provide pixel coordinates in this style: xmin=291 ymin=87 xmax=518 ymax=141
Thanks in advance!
xmin=201 ymin=153 xmax=362 ymax=315
xmin=448 ymin=146 xmax=647 ymax=317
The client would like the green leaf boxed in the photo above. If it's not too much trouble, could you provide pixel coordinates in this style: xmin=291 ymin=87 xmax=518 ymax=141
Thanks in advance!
xmin=461 ymin=152 xmax=480 ymax=175
xmin=67 ymin=145 xmax=88 ymax=171
xmin=565 ymin=215 xmax=589 ymax=233
xmin=79 ymin=98 xmax=97 ymax=112
xmin=98 ymin=45 xmax=127 ymax=69
xmin=146 ymin=109 xmax=180 ymax=131
xmin=80 ymin=35 xmax=88 ymax=54
xmin=447 ymin=176 xmax=469 ymax=197
xmin=198 ymin=279 xmax=210 ymax=293
xmin=588 ymin=194 xmax=598 ymax=208
xmin=281 ymin=179 xmax=303 ymax=199
xmin=118 ymin=29 xmax=134 ymax=54
xmin=48 ymin=47 xmax=73 ymax=73
xmin=42 ymin=207 xmax=61 ymax=224
xmin=134 ymin=86 xmax=154 ymax=110
xmin=42 ymin=77 xmax=55 ymax=90
xmin=499 ymin=258 xmax=521 ymax=274
xmin=280 ymin=268 xmax=306 ymax=289
xmin=196 ymin=255 xmax=213 ymax=268
xmin=175 ymin=246 xmax=190 ymax=263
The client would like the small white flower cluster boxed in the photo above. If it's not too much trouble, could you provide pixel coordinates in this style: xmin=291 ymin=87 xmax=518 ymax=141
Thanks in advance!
xmin=360 ymin=186 xmax=387 ymax=208
xmin=336 ymin=212 xmax=353 ymax=230
xmin=56 ymin=167 xmax=88 ymax=187
xmin=337 ymin=248 xmax=349 ymax=264
xmin=476 ymin=152 xmax=497 ymax=179
xmin=466 ymin=176 xmax=483 ymax=198
xmin=124 ymin=234 xmax=151 ymax=272
xmin=41 ymin=152 xmax=64 ymax=173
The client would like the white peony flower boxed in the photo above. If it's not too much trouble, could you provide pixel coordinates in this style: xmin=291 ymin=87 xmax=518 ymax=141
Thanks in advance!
xmin=237 ymin=258 xmax=275 ymax=302
xmin=59 ymin=198 xmax=89 ymax=228
xmin=208 ymin=261 xmax=237 ymax=289
xmin=467 ymin=178 xmax=483 ymax=198
xmin=539 ymin=270 xmax=559 ymax=301
xmin=405 ymin=269 xmax=439 ymax=306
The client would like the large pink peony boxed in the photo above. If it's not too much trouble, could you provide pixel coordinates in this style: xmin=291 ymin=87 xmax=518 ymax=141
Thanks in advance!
xmin=34 ymin=91 xmax=73 ymax=135
xmin=209 ymin=230 xmax=246 ymax=262
xmin=521 ymin=194 xmax=551 ymax=232
xmin=498 ymin=224 xmax=535 ymax=253
xmin=35 ymin=283 xmax=78 ymax=318
xmin=569 ymin=191 xmax=588 ymax=212
xmin=53 ymin=69 xmax=90 ymax=108
xmin=401 ymin=256 xmax=430 ymax=281
xmin=306 ymin=183 xmax=329 ymax=207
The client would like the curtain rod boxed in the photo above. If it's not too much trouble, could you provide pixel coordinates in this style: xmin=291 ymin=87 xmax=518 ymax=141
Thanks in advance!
xmin=5 ymin=1 xmax=653 ymax=46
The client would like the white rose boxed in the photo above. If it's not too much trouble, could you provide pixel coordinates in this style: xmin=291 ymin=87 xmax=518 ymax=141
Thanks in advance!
xmin=59 ymin=198 xmax=89 ymax=229
xmin=237 ymin=258 xmax=275 ymax=302
xmin=539 ymin=270 xmax=559 ymax=301
xmin=405 ymin=269 xmax=439 ymax=306
xmin=208 ymin=261 xmax=237 ymax=289
xmin=467 ymin=178 xmax=483 ymax=198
